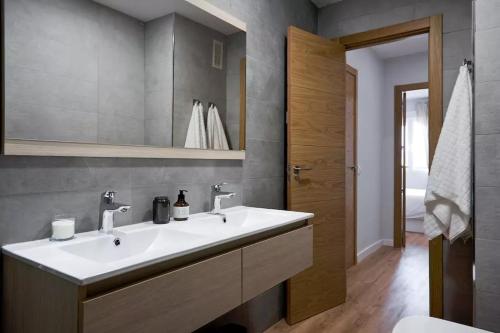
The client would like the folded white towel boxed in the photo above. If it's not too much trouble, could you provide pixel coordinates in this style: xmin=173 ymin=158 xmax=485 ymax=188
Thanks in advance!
xmin=424 ymin=65 xmax=472 ymax=242
xmin=207 ymin=105 xmax=229 ymax=150
xmin=184 ymin=102 xmax=207 ymax=149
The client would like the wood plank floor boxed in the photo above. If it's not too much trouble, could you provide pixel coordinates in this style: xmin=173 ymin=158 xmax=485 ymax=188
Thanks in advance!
xmin=265 ymin=232 xmax=429 ymax=333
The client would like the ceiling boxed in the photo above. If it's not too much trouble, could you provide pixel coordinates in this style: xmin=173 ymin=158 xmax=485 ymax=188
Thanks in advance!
xmin=310 ymin=0 xmax=343 ymax=8
xmin=93 ymin=0 xmax=241 ymax=34
xmin=370 ymin=34 xmax=428 ymax=59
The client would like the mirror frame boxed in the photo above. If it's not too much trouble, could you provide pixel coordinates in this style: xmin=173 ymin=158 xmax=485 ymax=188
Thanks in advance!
xmin=0 ymin=0 xmax=246 ymax=160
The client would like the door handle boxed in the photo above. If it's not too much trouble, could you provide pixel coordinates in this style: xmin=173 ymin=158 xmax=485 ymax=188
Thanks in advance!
xmin=292 ymin=165 xmax=313 ymax=176
xmin=347 ymin=165 xmax=361 ymax=175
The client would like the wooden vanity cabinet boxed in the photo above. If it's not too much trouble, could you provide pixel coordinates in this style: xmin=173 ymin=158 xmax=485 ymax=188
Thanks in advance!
xmin=242 ymin=225 xmax=313 ymax=302
xmin=81 ymin=250 xmax=242 ymax=333
xmin=2 ymin=225 xmax=313 ymax=333
xmin=2 ymin=255 xmax=81 ymax=333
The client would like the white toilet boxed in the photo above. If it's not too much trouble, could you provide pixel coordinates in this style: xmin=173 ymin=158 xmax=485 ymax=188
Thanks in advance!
xmin=393 ymin=316 xmax=492 ymax=333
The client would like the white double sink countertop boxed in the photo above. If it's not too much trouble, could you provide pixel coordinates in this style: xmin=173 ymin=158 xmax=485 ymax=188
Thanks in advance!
xmin=2 ymin=206 xmax=313 ymax=285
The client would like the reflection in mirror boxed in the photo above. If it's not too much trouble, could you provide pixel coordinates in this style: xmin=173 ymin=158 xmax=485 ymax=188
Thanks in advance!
xmin=172 ymin=15 xmax=246 ymax=151
xmin=144 ymin=13 xmax=175 ymax=147
xmin=3 ymin=0 xmax=246 ymax=151
xmin=5 ymin=0 xmax=151 ymax=146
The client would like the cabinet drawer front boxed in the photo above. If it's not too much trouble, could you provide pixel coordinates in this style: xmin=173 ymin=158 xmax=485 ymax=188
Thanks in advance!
xmin=242 ymin=225 xmax=313 ymax=302
xmin=82 ymin=250 xmax=242 ymax=333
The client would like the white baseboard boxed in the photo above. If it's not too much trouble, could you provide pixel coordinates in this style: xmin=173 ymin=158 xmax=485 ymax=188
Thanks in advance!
xmin=382 ymin=239 xmax=394 ymax=247
xmin=357 ymin=238 xmax=394 ymax=263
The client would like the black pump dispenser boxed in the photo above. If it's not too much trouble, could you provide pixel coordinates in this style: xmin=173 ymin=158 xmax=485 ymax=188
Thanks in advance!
xmin=177 ymin=190 xmax=187 ymax=203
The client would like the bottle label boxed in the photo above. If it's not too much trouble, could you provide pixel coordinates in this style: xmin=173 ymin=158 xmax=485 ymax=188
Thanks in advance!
xmin=174 ymin=206 xmax=189 ymax=219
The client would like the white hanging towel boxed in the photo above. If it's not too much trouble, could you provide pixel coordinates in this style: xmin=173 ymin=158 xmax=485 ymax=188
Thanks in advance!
xmin=207 ymin=105 xmax=229 ymax=150
xmin=423 ymin=65 xmax=472 ymax=242
xmin=184 ymin=102 xmax=207 ymax=149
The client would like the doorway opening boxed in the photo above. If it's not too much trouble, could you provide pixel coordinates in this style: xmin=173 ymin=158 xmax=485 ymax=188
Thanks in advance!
xmin=395 ymin=83 xmax=429 ymax=248
xmin=285 ymin=16 xmax=443 ymax=325
xmin=337 ymin=17 xmax=443 ymax=319
xmin=343 ymin=35 xmax=430 ymax=319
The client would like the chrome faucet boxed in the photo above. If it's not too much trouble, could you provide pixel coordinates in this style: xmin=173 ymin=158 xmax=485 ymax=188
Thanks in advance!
xmin=98 ymin=191 xmax=131 ymax=234
xmin=209 ymin=183 xmax=235 ymax=222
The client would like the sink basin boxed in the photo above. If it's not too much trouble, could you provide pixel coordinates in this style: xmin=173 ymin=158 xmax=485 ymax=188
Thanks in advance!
xmin=60 ymin=228 xmax=209 ymax=264
xmin=172 ymin=208 xmax=294 ymax=237
xmin=224 ymin=208 xmax=291 ymax=228
xmin=2 ymin=206 xmax=313 ymax=284
xmin=171 ymin=216 xmax=245 ymax=237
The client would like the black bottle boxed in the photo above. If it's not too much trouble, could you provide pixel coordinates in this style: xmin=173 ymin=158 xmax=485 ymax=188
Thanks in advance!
xmin=153 ymin=196 xmax=170 ymax=224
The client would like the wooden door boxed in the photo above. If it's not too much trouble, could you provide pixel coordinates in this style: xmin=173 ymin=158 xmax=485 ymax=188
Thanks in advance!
xmin=345 ymin=65 xmax=357 ymax=269
xmin=401 ymin=92 xmax=407 ymax=247
xmin=286 ymin=26 xmax=346 ymax=324
xmin=395 ymin=91 xmax=408 ymax=248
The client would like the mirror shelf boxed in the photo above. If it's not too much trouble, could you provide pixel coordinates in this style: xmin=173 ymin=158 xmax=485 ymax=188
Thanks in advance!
xmin=3 ymin=139 xmax=246 ymax=160
xmin=184 ymin=0 xmax=246 ymax=32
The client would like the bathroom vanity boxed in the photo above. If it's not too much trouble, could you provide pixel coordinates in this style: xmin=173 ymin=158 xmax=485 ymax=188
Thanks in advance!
xmin=2 ymin=207 xmax=313 ymax=333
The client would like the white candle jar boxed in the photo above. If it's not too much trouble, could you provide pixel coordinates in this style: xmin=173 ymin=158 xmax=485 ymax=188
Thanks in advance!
xmin=51 ymin=215 xmax=76 ymax=241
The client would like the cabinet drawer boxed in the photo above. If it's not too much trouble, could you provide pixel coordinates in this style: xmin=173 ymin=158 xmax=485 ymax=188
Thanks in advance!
xmin=242 ymin=225 xmax=313 ymax=302
xmin=81 ymin=249 xmax=242 ymax=333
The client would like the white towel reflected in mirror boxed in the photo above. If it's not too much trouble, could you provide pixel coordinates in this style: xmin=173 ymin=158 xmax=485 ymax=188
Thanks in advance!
xmin=184 ymin=102 xmax=207 ymax=149
xmin=207 ymin=104 xmax=229 ymax=150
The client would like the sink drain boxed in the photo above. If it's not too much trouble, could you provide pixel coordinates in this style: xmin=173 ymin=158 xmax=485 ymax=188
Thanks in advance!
xmin=113 ymin=237 xmax=121 ymax=246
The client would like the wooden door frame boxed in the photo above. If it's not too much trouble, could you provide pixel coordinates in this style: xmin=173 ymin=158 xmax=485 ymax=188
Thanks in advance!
xmin=337 ymin=15 xmax=444 ymax=318
xmin=345 ymin=64 xmax=358 ymax=267
xmin=394 ymin=82 xmax=429 ymax=249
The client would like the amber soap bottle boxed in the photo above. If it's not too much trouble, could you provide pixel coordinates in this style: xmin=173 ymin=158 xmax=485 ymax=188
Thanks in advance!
xmin=173 ymin=190 xmax=189 ymax=221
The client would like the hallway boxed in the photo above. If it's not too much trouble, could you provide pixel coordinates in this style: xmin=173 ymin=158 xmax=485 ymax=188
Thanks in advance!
xmin=266 ymin=233 xmax=429 ymax=333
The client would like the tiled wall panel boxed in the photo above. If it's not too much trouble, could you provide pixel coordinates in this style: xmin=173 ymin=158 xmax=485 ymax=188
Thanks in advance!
xmin=474 ymin=0 xmax=500 ymax=331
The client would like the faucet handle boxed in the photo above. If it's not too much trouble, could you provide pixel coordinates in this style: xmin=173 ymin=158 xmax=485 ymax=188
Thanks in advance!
xmin=102 ymin=191 xmax=116 ymax=203
xmin=212 ymin=182 xmax=228 ymax=192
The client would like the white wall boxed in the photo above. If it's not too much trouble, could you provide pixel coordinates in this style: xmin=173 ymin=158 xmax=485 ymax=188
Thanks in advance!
xmin=347 ymin=50 xmax=428 ymax=256
xmin=380 ymin=52 xmax=428 ymax=239
xmin=346 ymin=48 xmax=385 ymax=254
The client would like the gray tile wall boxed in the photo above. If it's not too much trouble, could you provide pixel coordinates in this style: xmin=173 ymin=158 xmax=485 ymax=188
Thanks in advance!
xmin=318 ymin=0 xmax=473 ymax=111
xmin=4 ymin=0 xmax=146 ymax=145
xmin=172 ymin=14 xmax=227 ymax=147
xmin=97 ymin=5 xmax=145 ymax=146
xmin=474 ymin=0 xmax=500 ymax=330
xmin=318 ymin=0 xmax=474 ymax=325
xmin=4 ymin=0 xmax=99 ymax=143
xmin=0 ymin=0 xmax=317 ymax=331
xmin=226 ymin=31 xmax=246 ymax=149
xmin=144 ymin=14 xmax=175 ymax=147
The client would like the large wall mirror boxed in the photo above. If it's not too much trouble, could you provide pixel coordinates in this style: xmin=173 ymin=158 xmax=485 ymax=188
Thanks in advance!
xmin=2 ymin=0 xmax=246 ymax=159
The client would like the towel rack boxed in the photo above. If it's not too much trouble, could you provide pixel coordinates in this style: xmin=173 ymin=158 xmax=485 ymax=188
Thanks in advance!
xmin=208 ymin=102 xmax=216 ymax=108
xmin=193 ymin=99 xmax=201 ymax=105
